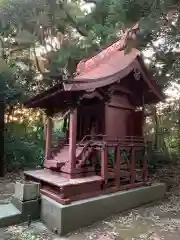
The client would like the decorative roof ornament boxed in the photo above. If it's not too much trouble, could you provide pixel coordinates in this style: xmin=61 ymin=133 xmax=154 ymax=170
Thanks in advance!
xmin=133 ymin=68 xmax=141 ymax=81
xmin=76 ymin=23 xmax=140 ymax=76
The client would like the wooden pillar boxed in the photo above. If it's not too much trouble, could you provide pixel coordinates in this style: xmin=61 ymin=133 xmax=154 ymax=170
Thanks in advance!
xmin=45 ymin=116 xmax=53 ymax=160
xmin=101 ymin=145 xmax=108 ymax=186
xmin=69 ymin=108 xmax=77 ymax=171
xmin=115 ymin=144 xmax=121 ymax=188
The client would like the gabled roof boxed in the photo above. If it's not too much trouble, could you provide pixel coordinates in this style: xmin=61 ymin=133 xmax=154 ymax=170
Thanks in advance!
xmin=24 ymin=24 xmax=165 ymax=109
xmin=63 ymin=24 xmax=164 ymax=102
xmin=63 ymin=49 xmax=164 ymax=102
xmin=64 ymin=48 xmax=140 ymax=90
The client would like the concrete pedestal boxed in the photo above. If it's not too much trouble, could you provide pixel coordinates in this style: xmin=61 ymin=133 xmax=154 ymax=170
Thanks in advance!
xmin=11 ymin=195 xmax=41 ymax=222
xmin=15 ymin=181 xmax=40 ymax=201
xmin=41 ymin=183 xmax=166 ymax=236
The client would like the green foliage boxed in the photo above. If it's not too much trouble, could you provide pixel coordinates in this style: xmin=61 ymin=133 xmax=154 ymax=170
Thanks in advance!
xmin=4 ymin=121 xmax=44 ymax=171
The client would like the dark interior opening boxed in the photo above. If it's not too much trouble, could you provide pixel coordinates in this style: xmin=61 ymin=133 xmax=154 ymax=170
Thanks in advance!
xmin=77 ymin=97 xmax=105 ymax=141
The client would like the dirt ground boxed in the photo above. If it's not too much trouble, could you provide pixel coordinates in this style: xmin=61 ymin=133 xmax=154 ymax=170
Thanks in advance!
xmin=0 ymin=166 xmax=180 ymax=240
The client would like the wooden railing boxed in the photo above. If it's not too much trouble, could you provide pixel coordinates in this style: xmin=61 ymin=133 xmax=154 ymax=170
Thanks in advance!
xmin=75 ymin=135 xmax=106 ymax=168
xmin=98 ymin=137 xmax=148 ymax=188
xmin=79 ymin=136 xmax=145 ymax=150
xmin=75 ymin=135 xmax=146 ymax=171
xmin=76 ymin=140 xmax=92 ymax=159
xmin=76 ymin=134 xmax=106 ymax=147
xmin=76 ymin=141 xmax=93 ymax=168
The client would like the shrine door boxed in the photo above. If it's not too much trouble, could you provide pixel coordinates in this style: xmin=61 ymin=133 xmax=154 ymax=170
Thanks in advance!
xmin=127 ymin=110 xmax=144 ymax=137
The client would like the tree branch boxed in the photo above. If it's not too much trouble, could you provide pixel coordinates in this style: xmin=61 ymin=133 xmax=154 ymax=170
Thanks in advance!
xmin=58 ymin=1 xmax=89 ymax=37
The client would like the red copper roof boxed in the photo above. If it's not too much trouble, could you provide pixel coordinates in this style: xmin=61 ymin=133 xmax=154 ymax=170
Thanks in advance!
xmin=63 ymin=47 xmax=164 ymax=102
xmin=76 ymin=23 xmax=140 ymax=76
xmin=74 ymin=48 xmax=140 ymax=81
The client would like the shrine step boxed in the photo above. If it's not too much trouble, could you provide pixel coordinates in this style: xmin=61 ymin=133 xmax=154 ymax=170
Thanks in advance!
xmin=0 ymin=203 xmax=21 ymax=228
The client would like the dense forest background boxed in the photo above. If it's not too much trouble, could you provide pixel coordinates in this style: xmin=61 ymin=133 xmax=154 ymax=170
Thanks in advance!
xmin=1 ymin=0 xmax=180 ymax=175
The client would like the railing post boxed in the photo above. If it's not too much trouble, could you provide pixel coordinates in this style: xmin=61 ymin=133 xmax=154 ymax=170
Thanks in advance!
xmin=115 ymin=144 xmax=121 ymax=188
xmin=130 ymin=146 xmax=136 ymax=184
xmin=69 ymin=108 xmax=77 ymax=171
xmin=101 ymin=144 xmax=108 ymax=186
xmin=45 ymin=116 xmax=53 ymax=160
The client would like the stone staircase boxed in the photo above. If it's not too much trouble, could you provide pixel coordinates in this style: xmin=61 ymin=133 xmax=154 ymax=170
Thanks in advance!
xmin=0 ymin=182 xmax=40 ymax=228
xmin=0 ymin=203 xmax=21 ymax=228
xmin=0 ymin=182 xmax=20 ymax=228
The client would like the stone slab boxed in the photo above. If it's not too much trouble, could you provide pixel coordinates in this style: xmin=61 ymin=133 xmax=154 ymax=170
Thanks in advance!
xmin=0 ymin=204 xmax=21 ymax=228
xmin=41 ymin=183 xmax=166 ymax=236
xmin=11 ymin=195 xmax=41 ymax=222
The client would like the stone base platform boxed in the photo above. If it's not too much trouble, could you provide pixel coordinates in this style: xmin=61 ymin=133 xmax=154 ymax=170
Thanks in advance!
xmin=41 ymin=183 xmax=166 ymax=236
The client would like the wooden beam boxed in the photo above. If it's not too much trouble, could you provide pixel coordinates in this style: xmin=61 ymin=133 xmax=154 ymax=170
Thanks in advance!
xmin=109 ymin=85 xmax=134 ymax=95
xmin=108 ymin=103 xmax=135 ymax=110
xmin=80 ymin=91 xmax=103 ymax=100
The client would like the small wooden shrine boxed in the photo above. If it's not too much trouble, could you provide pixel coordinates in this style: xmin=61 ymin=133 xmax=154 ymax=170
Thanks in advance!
xmin=24 ymin=25 xmax=164 ymax=205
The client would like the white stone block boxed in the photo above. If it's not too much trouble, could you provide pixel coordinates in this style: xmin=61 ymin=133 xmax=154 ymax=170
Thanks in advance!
xmin=15 ymin=181 xmax=40 ymax=201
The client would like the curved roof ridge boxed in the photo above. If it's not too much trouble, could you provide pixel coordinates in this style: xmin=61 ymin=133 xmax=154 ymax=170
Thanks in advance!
xmin=76 ymin=23 xmax=140 ymax=76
